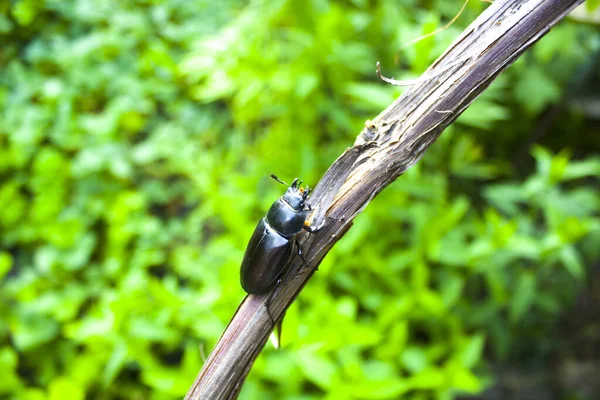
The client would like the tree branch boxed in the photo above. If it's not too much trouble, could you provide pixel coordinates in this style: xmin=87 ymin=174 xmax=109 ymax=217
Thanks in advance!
xmin=185 ymin=0 xmax=584 ymax=398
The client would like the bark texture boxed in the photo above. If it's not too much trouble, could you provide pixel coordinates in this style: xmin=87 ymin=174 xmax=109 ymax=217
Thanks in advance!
xmin=185 ymin=1 xmax=584 ymax=398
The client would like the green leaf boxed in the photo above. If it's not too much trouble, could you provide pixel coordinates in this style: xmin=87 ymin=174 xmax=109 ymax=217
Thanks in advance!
xmin=563 ymin=157 xmax=600 ymax=181
xmin=11 ymin=0 xmax=40 ymax=26
xmin=586 ymin=0 xmax=600 ymax=12
xmin=509 ymin=272 xmax=536 ymax=322
xmin=559 ymin=245 xmax=585 ymax=280
xmin=48 ymin=378 xmax=84 ymax=400
xmin=419 ymin=290 xmax=446 ymax=316
xmin=344 ymin=83 xmax=397 ymax=111
xmin=406 ymin=367 xmax=446 ymax=389
xmin=0 ymin=347 xmax=21 ymax=392
xmin=440 ymin=275 xmax=464 ymax=308
xmin=484 ymin=183 xmax=525 ymax=216
xmin=295 ymin=351 xmax=338 ymax=390
xmin=514 ymin=67 xmax=561 ymax=114
xmin=11 ymin=313 xmax=60 ymax=351
xmin=459 ymin=334 xmax=485 ymax=368
xmin=350 ymin=379 xmax=410 ymax=399
xmin=102 ymin=341 xmax=129 ymax=387
xmin=457 ymin=99 xmax=510 ymax=129
xmin=401 ymin=347 xmax=428 ymax=373
xmin=450 ymin=366 xmax=482 ymax=393
xmin=0 ymin=252 xmax=12 ymax=280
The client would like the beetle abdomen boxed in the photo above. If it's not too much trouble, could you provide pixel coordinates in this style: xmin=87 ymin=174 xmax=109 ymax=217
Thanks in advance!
xmin=240 ymin=218 xmax=293 ymax=294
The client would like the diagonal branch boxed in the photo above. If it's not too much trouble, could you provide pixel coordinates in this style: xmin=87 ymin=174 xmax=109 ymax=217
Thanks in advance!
xmin=185 ymin=0 xmax=584 ymax=398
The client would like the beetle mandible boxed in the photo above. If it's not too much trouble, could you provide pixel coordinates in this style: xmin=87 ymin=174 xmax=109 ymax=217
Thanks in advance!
xmin=240 ymin=175 xmax=318 ymax=294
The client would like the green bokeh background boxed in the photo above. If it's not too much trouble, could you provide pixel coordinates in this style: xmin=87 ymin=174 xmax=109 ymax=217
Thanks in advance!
xmin=1 ymin=1 xmax=599 ymax=399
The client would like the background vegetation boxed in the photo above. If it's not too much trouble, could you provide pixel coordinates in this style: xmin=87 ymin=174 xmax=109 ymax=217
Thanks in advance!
xmin=1 ymin=0 xmax=599 ymax=399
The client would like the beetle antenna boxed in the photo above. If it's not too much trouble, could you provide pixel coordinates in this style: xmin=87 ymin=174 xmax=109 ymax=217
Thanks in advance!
xmin=270 ymin=174 xmax=289 ymax=186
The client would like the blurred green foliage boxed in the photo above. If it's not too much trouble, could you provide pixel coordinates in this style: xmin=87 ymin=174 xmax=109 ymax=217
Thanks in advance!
xmin=1 ymin=0 xmax=599 ymax=399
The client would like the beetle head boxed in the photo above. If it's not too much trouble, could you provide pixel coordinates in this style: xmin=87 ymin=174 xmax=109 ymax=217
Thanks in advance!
xmin=282 ymin=178 xmax=311 ymax=211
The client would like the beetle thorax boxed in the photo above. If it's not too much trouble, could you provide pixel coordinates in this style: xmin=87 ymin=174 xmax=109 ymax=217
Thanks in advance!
xmin=265 ymin=198 xmax=308 ymax=237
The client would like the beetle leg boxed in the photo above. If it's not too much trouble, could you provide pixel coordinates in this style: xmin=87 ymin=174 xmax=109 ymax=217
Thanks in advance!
xmin=295 ymin=239 xmax=309 ymax=267
xmin=295 ymin=239 xmax=319 ymax=273
xmin=264 ymin=238 xmax=314 ymax=326
xmin=303 ymin=223 xmax=321 ymax=234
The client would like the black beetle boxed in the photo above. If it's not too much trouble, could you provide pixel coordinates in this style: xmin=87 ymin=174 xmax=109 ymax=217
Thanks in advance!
xmin=240 ymin=175 xmax=318 ymax=294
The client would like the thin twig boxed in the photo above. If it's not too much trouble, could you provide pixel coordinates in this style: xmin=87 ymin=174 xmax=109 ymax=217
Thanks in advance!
xmin=398 ymin=0 xmax=471 ymax=51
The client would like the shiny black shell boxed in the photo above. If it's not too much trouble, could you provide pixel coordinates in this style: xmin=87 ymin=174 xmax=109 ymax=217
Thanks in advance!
xmin=240 ymin=218 xmax=293 ymax=294
xmin=266 ymin=198 xmax=309 ymax=237
xmin=240 ymin=190 xmax=311 ymax=294
xmin=240 ymin=177 xmax=312 ymax=294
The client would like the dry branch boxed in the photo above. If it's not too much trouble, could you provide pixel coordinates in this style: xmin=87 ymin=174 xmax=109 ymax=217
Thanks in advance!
xmin=185 ymin=0 xmax=584 ymax=398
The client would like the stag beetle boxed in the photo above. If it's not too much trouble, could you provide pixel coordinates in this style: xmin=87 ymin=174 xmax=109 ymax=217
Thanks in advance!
xmin=240 ymin=175 xmax=318 ymax=294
